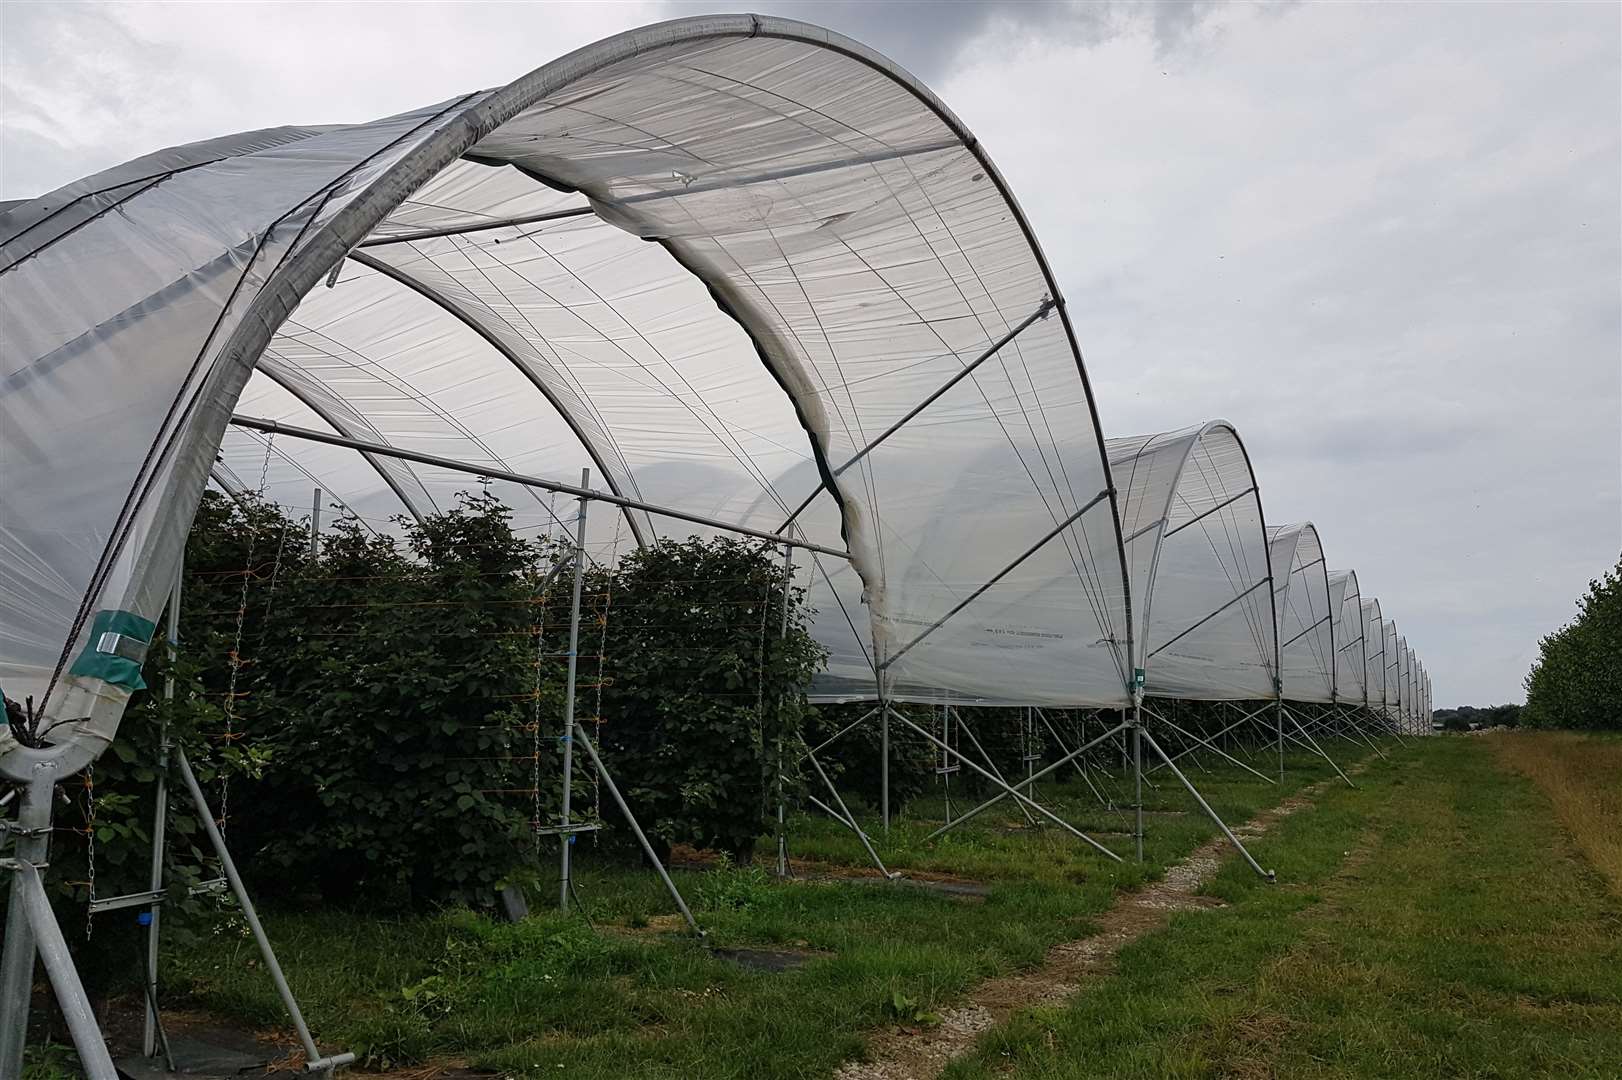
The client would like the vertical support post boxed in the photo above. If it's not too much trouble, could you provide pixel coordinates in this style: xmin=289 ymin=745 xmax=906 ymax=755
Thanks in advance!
xmin=310 ymin=487 xmax=322 ymax=560
xmin=558 ymin=468 xmax=590 ymax=912
xmin=0 ymin=763 xmax=60 ymax=1078
xmin=1274 ymin=685 xmax=1284 ymax=783
xmin=880 ymin=693 xmax=890 ymax=835
xmin=144 ymin=553 xmax=182 ymax=1058
xmin=1132 ymin=697 xmax=1145 ymax=863
xmin=774 ymin=541 xmax=792 ymax=879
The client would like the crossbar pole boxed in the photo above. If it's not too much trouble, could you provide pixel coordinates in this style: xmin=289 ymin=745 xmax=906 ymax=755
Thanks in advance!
xmin=1139 ymin=705 xmax=1276 ymax=785
xmin=882 ymin=488 xmax=1110 ymax=670
xmin=228 ymin=415 xmax=850 ymax=560
xmin=777 ymin=298 xmax=1056 ymax=532
xmin=799 ymin=735 xmax=892 ymax=877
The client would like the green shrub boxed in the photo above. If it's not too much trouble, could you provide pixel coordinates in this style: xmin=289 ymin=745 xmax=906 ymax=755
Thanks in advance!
xmin=1524 ymin=554 xmax=1622 ymax=731
xmin=592 ymin=536 xmax=825 ymax=862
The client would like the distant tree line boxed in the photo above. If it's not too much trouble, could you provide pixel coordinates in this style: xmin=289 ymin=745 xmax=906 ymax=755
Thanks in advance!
xmin=1433 ymin=704 xmax=1522 ymax=732
xmin=1523 ymin=554 xmax=1622 ymax=731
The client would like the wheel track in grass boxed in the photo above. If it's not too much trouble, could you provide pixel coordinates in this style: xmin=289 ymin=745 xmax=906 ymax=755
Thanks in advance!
xmin=833 ymin=765 xmax=1364 ymax=1080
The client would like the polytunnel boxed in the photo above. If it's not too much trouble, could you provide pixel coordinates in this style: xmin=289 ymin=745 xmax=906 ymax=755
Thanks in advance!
xmin=0 ymin=14 xmax=1148 ymax=772
xmin=1361 ymin=598 xmax=1386 ymax=711
xmin=1267 ymin=523 xmax=1334 ymax=703
xmin=1327 ymin=569 xmax=1365 ymax=705
xmin=1399 ymin=641 xmax=1414 ymax=730
xmin=1382 ymin=621 xmax=1401 ymax=722
xmin=1107 ymin=422 xmax=1277 ymax=701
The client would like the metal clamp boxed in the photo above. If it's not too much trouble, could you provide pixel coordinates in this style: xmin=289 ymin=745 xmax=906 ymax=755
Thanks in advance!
xmin=96 ymin=631 xmax=150 ymax=664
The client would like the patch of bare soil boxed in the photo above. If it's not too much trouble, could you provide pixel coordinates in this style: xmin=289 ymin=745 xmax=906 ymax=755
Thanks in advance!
xmin=833 ymin=778 xmax=1344 ymax=1080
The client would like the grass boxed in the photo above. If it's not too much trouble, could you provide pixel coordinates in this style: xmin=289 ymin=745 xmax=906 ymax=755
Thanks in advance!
xmin=136 ymin=747 xmax=1343 ymax=1077
xmin=1488 ymin=729 xmax=1622 ymax=897
xmin=37 ymin=732 xmax=1619 ymax=1079
xmin=940 ymin=735 xmax=1622 ymax=1079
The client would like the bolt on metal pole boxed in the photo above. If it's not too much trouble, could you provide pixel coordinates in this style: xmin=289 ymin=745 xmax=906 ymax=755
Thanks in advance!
xmin=0 ymin=763 xmax=60 ymax=1078
xmin=558 ymin=469 xmax=590 ymax=912
xmin=144 ymin=553 xmax=182 ymax=1058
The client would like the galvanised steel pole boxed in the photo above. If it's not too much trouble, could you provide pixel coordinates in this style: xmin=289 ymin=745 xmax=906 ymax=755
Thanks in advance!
xmin=558 ymin=469 xmax=590 ymax=912
xmin=310 ymin=487 xmax=322 ymax=559
xmin=880 ymin=687 xmax=890 ymax=836
xmin=1133 ymin=693 xmax=1145 ymax=863
xmin=144 ymin=554 xmax=182 ymax=1058
xmin=176 ymin=749 xmax=353 ymax=1073
xmin=16 ymin=861 xmax=119 ymax=1079
xmin=0 ymin=763 xmax=61 ymax=1077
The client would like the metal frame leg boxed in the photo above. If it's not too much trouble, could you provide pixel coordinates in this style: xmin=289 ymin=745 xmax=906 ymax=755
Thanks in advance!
xmin=927 ymin=720 xmax=1129 ymax=840
xmin=176 ymin=749 xmax=354 ymax=1074
xmin=953 ymin=709 xmax=1037 ymax=826
xmin=1034 ymin=708 xmax=1113 ymax=809
xmin=13 ymin=861 xmax=119 ymax=1080
xmin=557 ymin=473 xmax=589 ymax=912
xmin=1 ymin=765 xmax=61 ymax=1077
xmin=1281 ymin=707 xmax=1355 ymax=788
xmin=892 ymin=710 xmax=1121 ymax=862
xmin=799 ymin=734 xmax=893 ymax=877
xmin=1139 ymin=729 xmax=1275 ymax=883
xmin=571 ymin=723 xmax=704 ymax=935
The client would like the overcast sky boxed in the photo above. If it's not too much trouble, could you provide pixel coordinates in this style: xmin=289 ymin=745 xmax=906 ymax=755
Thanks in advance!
xmin=3 ymin=1 xmax=1617 ymax=706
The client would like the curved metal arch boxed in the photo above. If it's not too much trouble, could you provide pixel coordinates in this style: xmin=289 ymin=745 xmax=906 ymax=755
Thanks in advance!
xmin=209 ymin=441 xmax=378 ymax=535
xmin=346 ymin=249 xmax=649 ymax=549
xmin=253 ymin=360 xmax=431 ymax=525
xmin=1125 ymin=420 xmax=1278 ymax=689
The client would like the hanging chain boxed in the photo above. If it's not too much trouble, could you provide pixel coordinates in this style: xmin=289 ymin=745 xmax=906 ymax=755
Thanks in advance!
xmin=82 ymin=764 xmax=96 ymax=939
xmin=531 ymin=553 xmax=550 ymax=857
xmin=591 ymin=513 xmax=623 ymax=826
xmin=219 ymin=433 xmax=276 ymax=838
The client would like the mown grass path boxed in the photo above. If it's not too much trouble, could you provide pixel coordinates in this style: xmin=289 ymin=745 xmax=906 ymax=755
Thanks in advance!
xmin=939 ymin=736 xmax=1622 ymax=1079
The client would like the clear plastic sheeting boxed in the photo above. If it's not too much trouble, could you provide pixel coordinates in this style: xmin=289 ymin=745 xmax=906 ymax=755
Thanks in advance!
xmin=0 ymin=94 xmax=489 ymax=729
xmin=1381 ymin=620 xmax=1401 ymax=719
xmin=1361 ymin=598 xmax=1386 ymax=710
xmin=1394 ymin=638 xmax=1407 ymax=723
xmin=0 ymin=13 xmax=1428 ymax=763
xmin=1327 ymin=569 xmax=1366 ymax=705
xmin=1109 ymin=422 xmax=1276 ymax=701
xmin=0 ymin=15 xmax=1135 ymax=747
xmin=1267 ymin=523 xmax=1334 ymax=704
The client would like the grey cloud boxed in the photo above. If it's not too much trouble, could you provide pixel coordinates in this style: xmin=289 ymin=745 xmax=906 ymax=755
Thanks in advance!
xmin=663 ymin=1 xmax=1221 ymax=80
